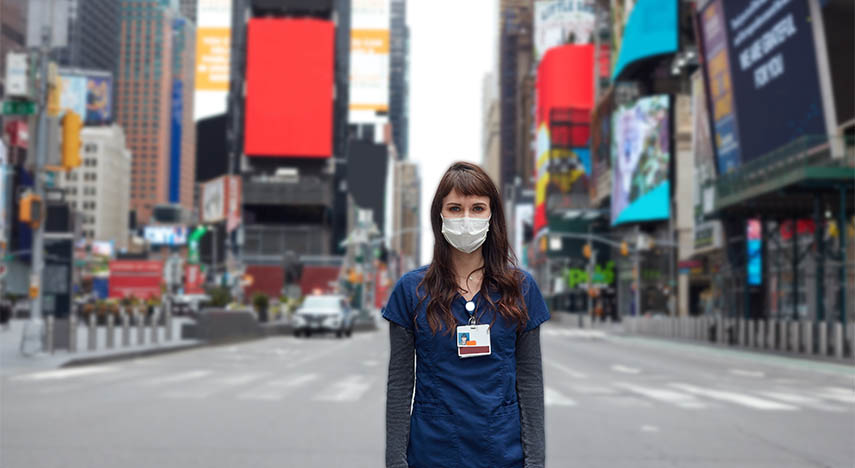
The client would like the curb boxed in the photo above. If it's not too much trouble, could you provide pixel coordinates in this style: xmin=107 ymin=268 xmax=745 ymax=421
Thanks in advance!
xmin=61 ymin=342 xmax=207 ymax=368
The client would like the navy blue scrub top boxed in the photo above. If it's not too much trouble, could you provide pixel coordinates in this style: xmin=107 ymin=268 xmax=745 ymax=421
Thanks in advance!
xmin=383 ymin=266 xmax=550 ymax=468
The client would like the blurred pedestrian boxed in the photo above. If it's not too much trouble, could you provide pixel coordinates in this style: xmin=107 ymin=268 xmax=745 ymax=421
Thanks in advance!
xmin=384 ymin=162 xmax=550 ymax=468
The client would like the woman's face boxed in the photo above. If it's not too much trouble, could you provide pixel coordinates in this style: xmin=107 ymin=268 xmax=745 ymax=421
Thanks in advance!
xmin=441 ymin=188 xmax=491 ymax=219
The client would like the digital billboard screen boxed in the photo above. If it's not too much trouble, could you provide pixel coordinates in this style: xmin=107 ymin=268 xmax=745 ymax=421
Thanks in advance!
xmin=611 ymin=0 xmax=678 ymax=81
xmin=144 ymin=226 xmax=188 ymax=246
xmin=698 ymin=0 xmax=826 ymax=172
xmin=610 ymin=94 xmax=671 ymax=226
xmin=245 ymin=18 xmax=334 ymax=158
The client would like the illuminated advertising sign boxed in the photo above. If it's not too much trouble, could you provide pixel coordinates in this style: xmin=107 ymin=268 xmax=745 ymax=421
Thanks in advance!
xmin=195 ymin=0 xmax=232 ymax=120
xmin=59 ymin=70 xmax=113 ymax=125
xmin=747 ymin=219 xmax=762 ymax=285
xmin=611 ymin=0 xmax=678 ymax=81
xmin=108 ymin=260 xmax=164 ymax=299
xmin=534 ymin=0 xmax=595 ymax=61
xmin=349 ymin=0 xmax=390 ymax=123
xmin=245 ymin=18 xmax=334 ymax=157
xmin=144 ymin=226 xmax=188 ymax=246
xmin=610 ymin=94 xmax=671 ymax=225
xmin=698 ymin=0 xmax=826 ymax=171
xmin=169 ymin=79 xmax=183 ymax=203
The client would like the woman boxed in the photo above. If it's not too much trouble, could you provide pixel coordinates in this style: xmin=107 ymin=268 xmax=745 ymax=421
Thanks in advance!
xmin=384 ymin=162 xmax=549 ymax=468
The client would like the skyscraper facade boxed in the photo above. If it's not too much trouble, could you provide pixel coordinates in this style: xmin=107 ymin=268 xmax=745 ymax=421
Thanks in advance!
xmin=170 ymin=17 xmax=197 ymax=210
xmin=117 ymin=0 xmax=176 ymax=224
xmin=55 ymin=0 xmax=121 ymax=75
xmin=388 ymin=0 xmax=409 ymax=160
xmin=179 ymin=0 xmax=197 ymax=23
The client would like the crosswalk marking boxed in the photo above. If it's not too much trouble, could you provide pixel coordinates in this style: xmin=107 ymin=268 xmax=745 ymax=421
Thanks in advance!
xmin=162 ymin=372 xmax=270 ymax=399
xmin=729 ymin=369 xmax=765 ymax=378
xmin=544 ymin=387 xmax=576 ymax=407
xmin=615 ymin=382 xmax=707 ymax=409
xmin=237 ymin=374 xmax=319 ymax=401
xmin=669 ymin=383 xmax=798 ymax=411
xmin=140 ymin=370 xmax=213 ymax=387
xmin=547 ymin=362 xmax=588 ymax=379
xmin=11 ymin=366 xmax=118 ymax=382
xmin=611 ymin=364 xmax=641 ymax=375
xmin=759 ymin=391 xmax=846 ymax=412
xmin=313 ymin=375 xmax=374 ymax=402
xmin=543 ymin=329 xmax=606 ymax=339
xmin=818 ymin=387 xmax=855 ymax=404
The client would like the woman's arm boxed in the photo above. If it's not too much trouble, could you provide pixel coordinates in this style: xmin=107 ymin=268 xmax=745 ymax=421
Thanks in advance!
xmin=516 ymin=326 xmax=545 ymax=468
xmin=386 ymin=322 xmax=415 ymax=468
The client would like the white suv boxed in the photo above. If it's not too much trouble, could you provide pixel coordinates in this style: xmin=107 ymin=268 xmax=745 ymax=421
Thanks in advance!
xmin=293 ymin=295 xmax=354 ymax=338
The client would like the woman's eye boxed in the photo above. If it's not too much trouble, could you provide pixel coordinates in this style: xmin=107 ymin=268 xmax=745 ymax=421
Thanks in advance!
xmin=449 ymin=206 xmax=460 ymax=212
xmin=473 ymin=206 xmax=484 ymax=212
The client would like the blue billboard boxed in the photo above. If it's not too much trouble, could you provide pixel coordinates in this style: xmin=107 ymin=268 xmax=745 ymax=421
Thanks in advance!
xmin=698 ymin=0 xmax=826 ymax=172
xmin=169 ymin=80 xmax=183 ymax=203
xmin=612 ymin=0 xmax=678 ymax=81
xmin=85 ymin=76 xmax=112 ymax=125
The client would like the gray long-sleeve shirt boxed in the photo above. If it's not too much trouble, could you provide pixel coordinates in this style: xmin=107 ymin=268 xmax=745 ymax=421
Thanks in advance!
xmin=385 ymin=322 xmax=546 ymax=468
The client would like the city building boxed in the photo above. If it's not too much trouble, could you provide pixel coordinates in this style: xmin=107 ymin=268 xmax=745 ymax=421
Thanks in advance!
xmin=390 ymin=160 xmax=421 ymax=273
xmin=388 ymin=0 xmax=409 ymax=160
xmin=55 ymin=0 xmax=121 ymax=77
xmin=0 ymin=0 xmax=27 ymax=96
xmin=481 ymin=72 xmax=501 ymax=185
xmin=58 ymin=125 xmax=132 ymax=249
xmin=170 ymin=16 xmax=197 ymax=209
xmin=179 ymin=0 xmax=197 ymax=23
xmin=117 ymin=0 xmax=191 ymax=225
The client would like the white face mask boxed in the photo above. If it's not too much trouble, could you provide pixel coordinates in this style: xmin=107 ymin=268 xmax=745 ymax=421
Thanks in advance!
xmin=441 ymin=215 xmax=491 ymax=254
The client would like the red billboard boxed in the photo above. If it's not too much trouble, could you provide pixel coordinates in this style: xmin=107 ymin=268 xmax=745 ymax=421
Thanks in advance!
xmin=184 ymin=264 xmax=205 ymax=295
xmin=108 ymin=260 xmax=164 ymax=299
xmin=536 ymin=44 xmax=595 ymax=127
xmin=244 ymin=18 xmax=334 ymax=158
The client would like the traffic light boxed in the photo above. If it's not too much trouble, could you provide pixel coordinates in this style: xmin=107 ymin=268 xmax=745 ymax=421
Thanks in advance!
xmin=582 ymin=243 xmax=592 ymax=259
xmin=47 ymin=80 xmax=62 ymax=117
xmin=19 ymin=192 xmax=44 ymax=228
xmin=61 ymin=111 xmax=83 ymax=170
xmin=620 ymin=242 xmax=629 ymax=256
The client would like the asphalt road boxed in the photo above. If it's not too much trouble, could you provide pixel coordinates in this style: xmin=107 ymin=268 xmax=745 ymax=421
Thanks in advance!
xmin=2 ymin=321 xmax=853 ymax=468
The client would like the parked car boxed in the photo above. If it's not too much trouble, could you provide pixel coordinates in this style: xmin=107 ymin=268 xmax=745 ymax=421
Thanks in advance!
xmin=293 ymin=294 xmax=354 ymax=338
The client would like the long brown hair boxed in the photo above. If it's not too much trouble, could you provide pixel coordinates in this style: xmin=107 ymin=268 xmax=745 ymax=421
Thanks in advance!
xmin=417 ymin=162 xmax=527 ymax=335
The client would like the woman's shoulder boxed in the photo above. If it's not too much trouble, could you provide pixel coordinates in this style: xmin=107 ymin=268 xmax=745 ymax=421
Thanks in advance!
xmin=397 ymin=265 xmax=429 ymax=288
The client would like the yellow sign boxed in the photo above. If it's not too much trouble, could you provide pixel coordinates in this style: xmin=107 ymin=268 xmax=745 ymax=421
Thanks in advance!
xmin=195 ymin=27 xmax=231 ymax=91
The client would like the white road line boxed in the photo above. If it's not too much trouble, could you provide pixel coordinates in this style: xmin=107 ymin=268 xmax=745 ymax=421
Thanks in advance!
xmin=567 ymin=384 xmax=616 ymax=395
xmin=139 ymin=370 xmax=213 ymax=387
xmin=818 ymin=387 xmax=855 ymax=404
xmin=759 ymin=391 xmax=846 ymax=412
xmin=162 ymin=373 xmax=270 ymax=399
xmin=728 ymin=369 xmax=765 ymax=378
xmin=611 ymin=364 xmax=641 ymax=375
xmin=544 ymin=387 xmax=577 ymax=407
xmin=237 ymin=374 xmax=319 ymax=401
xmin=362 ymin=360 xmax=380 ymax=367
xmin=640 ymin=425 xmax=660 ymax=433
xmin=547 ymin=362 xmax=588 ymax=379
xmin=615 ymin=382 xmax=707 ymax=409
xmin=314 ymin=375 xmax=375 ymax=402
xmin=37 ymin=370 xmax=152 ymax=394
xmin=669 ymin=383 xmax=799 ymax=411
xmin=11 ymin=366 xmax=118 ymax=382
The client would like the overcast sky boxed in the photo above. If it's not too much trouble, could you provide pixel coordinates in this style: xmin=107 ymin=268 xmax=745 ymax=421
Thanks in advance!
xmin=408 ymin=0 xmax=498 ymax=266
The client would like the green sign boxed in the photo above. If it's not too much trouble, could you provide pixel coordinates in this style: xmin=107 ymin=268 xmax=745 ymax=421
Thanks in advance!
xmin=2 ymin=100 xmax=36 ymax=116
xmin=565 ymin=261 xmax=616 ymax=289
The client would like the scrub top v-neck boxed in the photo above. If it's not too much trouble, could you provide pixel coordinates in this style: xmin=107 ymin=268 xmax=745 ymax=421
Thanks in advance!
xmin=382 ymin=266 xmax=550 ymax=468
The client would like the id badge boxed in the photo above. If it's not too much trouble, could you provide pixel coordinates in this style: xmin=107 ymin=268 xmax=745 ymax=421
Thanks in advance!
xmin=457 ymin=324 xmax=491 ymax=358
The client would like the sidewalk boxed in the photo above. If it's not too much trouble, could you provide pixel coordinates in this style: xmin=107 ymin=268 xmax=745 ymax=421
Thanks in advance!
xmin=0 ymin=317 xmax=203 ymax=378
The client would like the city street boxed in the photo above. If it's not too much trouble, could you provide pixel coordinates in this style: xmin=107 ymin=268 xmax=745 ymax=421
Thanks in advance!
xmin=2 ymin=319 xmax=853 ymax=468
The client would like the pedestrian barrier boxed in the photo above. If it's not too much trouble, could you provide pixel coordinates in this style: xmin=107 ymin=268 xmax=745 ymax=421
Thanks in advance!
xmin=619 ymin=316 xmax=854 ymax=361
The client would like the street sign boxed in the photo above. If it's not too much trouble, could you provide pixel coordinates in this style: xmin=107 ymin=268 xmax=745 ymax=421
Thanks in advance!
xmin=2 ymin=100 xmax=36 ymax=116
xmin=5 ymin=53 xmax=30 ymax=97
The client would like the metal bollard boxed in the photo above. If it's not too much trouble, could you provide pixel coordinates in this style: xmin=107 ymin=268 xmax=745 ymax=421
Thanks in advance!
xmin=136 ymin=308 xmax=145 ymax=346
xmin=45 ymin=315 xmax=55 ymax=354
xmin=766 ymin=320 xmax=774 ymax=349
xmin=790 ymin=320 xmax=799 ymax=353
xmin=106 ymin=314 xmax=115 ymax=349
xmin=69 ymin=313 xmax=77 ymax=353
xmin=164 ymin=300 xmax=173 ymax=341
xmin=121 ymin=309 xmax=130 ymax=347
xmin=850 ymin=322 xmax=855 ymax=362
xmin=778 ymin=321 xmax=787 ymax=351
xmin=150 ymin=307 xmax=159 ymax=344
xmin=833 ymin=322 xmax=843 ymax=360
xmin=748 ymin=320 xmax=755 ymax=348
xmin=737 ymin=319 xmax=744 ymax=346
xmin=88 ymin=313 xmax=97 ymax=351
xmin=818 ymin=321 xmax=827 ymax=356
xmin=757 ymin=320 xmax=765 ymax=348
xmin=803 ymin=321 xmax=813 ymax=355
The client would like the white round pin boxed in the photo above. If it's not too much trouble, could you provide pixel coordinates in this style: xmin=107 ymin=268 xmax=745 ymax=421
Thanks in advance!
xmin=465 ymin=301 xmax=475 ymax=312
